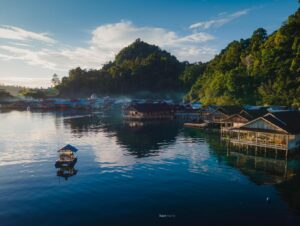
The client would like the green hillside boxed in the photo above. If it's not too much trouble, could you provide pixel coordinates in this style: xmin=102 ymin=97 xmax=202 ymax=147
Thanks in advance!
xmin=53 ymin=8 xmax=300 ymax=106
xmin=186 ymin=8 xmax=300 ymax=107
xmin=57 ymin=39 xmax=185 ymax=97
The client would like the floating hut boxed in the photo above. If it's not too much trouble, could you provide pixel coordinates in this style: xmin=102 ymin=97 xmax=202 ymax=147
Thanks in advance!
xmin=227 ymin=111 xmax=300 ymax=156
xmin=55 ymin=144 xmax=78 ymax=167
xmin=123 ymin=103 xmax=174 ymax=120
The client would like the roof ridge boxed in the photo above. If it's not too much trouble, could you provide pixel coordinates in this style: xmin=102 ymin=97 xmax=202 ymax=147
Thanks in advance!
xmin=267 ymin=113 xmax=287 ymax=126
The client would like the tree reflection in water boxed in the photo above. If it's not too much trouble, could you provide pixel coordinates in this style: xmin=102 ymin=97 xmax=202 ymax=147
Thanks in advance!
xmin=62 ymin=108 xmax=181 ymax=158
xmin=60 ymin=110 xmax=300 ymax=212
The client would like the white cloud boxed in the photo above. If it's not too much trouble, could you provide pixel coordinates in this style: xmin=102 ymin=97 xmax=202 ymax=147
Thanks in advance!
xmin=175 ymin=32 xmax=215 ymax=43
xmin=0 ymin=45 xmax=60 ymax=70
xmin=0 ymin=21 xmax=218 ymax=87
xmin=86 ymin=20 xmax=216 ymax=64
xmin=9 ymin=42 xmax=32 ymax=47
xmin=0 ymin=25 xmax=55 ymax=43
xmin=189 ymin=9 xmax=250 ymax=30
xmin=0 ymin=76 xmax=50 ymax=87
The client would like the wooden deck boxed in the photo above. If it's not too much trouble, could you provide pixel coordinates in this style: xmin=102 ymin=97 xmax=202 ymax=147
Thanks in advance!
xmin=183 ymin=122 xmax=208 ymax=128
xmin=230 ymin=139 xmax=288 ymax=150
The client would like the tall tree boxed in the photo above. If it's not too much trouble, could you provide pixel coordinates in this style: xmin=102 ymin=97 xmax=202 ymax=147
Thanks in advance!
xmin=51 ymin=74 xmax=61 ymax=87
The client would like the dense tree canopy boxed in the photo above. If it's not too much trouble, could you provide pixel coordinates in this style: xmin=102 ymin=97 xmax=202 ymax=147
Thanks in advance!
xmin=179 ymin=62 xmax=206 ymax=91
xmin=186 ymin=8 xmax=300 ymax=107
xmin=0 ymin=89 xmax=12 ymax=99
xmin=19 ymin=88 xmax=47 ymax=99
xmin=57 ymin=39 xmax=186 ymax=97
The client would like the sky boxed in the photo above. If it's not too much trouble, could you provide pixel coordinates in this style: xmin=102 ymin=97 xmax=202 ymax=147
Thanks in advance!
xmin=0 ymin=0 xmax=298 ymax=87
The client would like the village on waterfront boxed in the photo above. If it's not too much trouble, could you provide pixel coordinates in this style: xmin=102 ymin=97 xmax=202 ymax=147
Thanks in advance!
xmin=1 ymin=1 xmax=300 ymax=225
xmin=1 ymin=94 xmax=300 ymax=159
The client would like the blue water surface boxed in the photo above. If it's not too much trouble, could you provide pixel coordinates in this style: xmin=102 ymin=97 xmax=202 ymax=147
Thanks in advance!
xmin=0 ymin=109 xmax=300 ymax=226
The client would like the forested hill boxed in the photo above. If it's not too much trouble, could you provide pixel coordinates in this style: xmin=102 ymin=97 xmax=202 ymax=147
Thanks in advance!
xmin=186 ymin=7 xmax=300 ymax=107
xmin=56 ymin=8 xmax=299 ymax=106
xmin=57 ymin=39 xmax=186 ymax=97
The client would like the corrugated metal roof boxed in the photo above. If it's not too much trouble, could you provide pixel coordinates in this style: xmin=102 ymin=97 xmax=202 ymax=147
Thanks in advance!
xmin=58 ymin=144 xmax=78 ymax=152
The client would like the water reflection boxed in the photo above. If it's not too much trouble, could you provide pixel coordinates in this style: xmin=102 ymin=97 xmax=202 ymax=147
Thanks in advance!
xmin=1 ymin=111 xmax=300 ymax=225
xmin=183 ymin=128 xmax=295 ymax=184
xmin=182 ymin=127 xmax=300 ymax=212
xmin=56 ymin=166 xmax=78 ymax=181
xmin=61 ymin=110 xmax=181 ymax=157
xmin=228 ymin=151 xmax=294 ymax=185
xmin=233 ymin=154 xmax=300 ymax=215
xmin=114 ymin=120 xmax=181 ymax=157
xmin=276 ymin=171 xmax=300 ymax=213
xmin=0 ymin=111 xmax=61 ymax=166
xmin=63 ymin=114 xmax=100 ymax=135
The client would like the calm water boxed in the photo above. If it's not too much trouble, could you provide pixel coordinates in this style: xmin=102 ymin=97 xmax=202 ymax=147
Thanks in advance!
xmin=1 ymin=108 xmax=300 ymax=226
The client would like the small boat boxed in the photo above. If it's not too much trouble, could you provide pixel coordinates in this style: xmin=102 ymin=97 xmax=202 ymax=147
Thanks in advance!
xmin=55 ymin=144 xmax=78 ymax=167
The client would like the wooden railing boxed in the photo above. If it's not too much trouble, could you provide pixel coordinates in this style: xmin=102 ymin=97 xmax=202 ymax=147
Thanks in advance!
xmin=230 ymin=138 xmax=288 ymax=150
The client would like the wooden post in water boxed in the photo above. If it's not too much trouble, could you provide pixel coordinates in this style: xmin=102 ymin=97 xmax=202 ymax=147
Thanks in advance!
xmin=285 ymin=135 xmax=288 ymax=159
xmin=264 ymin=145 xmax=267 ymax=158
xmin=284 ymin=158 xmax=288 ymax=180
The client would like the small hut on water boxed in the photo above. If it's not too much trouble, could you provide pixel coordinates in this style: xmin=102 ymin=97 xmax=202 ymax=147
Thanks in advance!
xmin=55 ymin=144 xmax=78 ymax=167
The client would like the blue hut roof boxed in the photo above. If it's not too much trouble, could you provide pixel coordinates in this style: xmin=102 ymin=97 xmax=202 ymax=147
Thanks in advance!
xmin=58 ymin=144 xmax=78 ymax=152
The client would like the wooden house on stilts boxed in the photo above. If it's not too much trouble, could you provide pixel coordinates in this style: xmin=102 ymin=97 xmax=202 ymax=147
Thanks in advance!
xmin=227 ymin=111 xmax=300 ymax=157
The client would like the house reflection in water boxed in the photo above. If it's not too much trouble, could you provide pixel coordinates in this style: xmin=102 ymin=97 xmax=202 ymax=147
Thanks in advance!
xmin=117 ymin=120 xmax=180 ymax=157
xmin=126 ymin=120 xmax=145 ymax=128
xmin=228 ymin=150 xmax=300 ymax=211
xmin=56 ymin=166 xmax=78 ymax=181
xmin=228 ymin=151 xmax=295 ymax=185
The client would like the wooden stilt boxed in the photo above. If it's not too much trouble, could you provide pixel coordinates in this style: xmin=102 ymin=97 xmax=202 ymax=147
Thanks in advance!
xmin=264 ymin=148 xmax=266 ymax=158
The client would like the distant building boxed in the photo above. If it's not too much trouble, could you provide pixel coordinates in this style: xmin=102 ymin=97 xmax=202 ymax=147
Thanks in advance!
xmin=221 ymin=108 xmax=269 ymax=133
xmin=228 ymin=111 xmax=300 ymax=153
xmin=90 ymin=93 xmax=98 ymax=100
xmin=201 ymin=106 xmax=243 ymax=123
xmin=123 ymin=103 xmax=174 ymax=120
xmin=191 ymin=102 xmax=202 ymax=110
xmin=174 ymin=105 xmax=202 ymax=122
